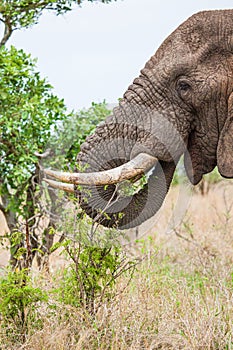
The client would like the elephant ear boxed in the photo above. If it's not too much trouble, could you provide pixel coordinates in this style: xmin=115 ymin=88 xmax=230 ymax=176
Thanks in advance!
xmin=217 ymin=93 xmax=233 ymax=178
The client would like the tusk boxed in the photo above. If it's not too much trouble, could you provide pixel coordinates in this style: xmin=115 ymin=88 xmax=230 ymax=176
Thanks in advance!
xmin=44 ymin=153 xmax=158 ymax=186
xmin=44 ymin=179 xmax=74 ymax=193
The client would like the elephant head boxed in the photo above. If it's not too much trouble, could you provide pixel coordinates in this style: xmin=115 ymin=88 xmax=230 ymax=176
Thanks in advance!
xmin=45 ymin=10 xmax=233 ymax=229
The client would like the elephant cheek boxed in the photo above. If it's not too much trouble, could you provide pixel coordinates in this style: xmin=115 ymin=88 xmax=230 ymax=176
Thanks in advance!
xmin=184 ymin=131 xmax=216 ymax=185
xmin=184 ymin=132 xmax=204 ymax=185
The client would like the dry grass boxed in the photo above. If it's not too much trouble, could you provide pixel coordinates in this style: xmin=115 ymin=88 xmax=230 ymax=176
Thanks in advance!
xmin=1 ymin=181 xmax=233 ymax=349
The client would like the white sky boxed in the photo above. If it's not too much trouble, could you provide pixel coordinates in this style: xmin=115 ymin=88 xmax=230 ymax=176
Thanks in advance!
xmin=3 ymin=0 xmax=233 ymax=110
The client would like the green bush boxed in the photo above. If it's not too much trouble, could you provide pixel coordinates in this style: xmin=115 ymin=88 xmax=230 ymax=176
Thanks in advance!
xmin=0 ymin=269 xmax=47 ymax=342
xmin=55 ymin=245 xmax=124 ymax=310
xmin=51 ymin=205 xmax=138 ymax=317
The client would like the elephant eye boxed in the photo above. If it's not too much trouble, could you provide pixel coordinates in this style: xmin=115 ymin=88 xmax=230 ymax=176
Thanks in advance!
xmin=176 ymin=79 xmax=192 ymax=98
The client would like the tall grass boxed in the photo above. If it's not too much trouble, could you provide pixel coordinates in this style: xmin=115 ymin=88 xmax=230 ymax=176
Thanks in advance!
xmin=0 ymin=182 xmax=233 ymax=349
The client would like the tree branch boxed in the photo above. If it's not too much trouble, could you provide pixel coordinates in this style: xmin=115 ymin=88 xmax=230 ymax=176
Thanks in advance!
xmin=14 ymin=1 xmax=72 ymax=16
xmin=34 ymin=149 xmax=51 ymax=159
xmin=0 ymin=18 xmax=13 ymax=47
xmin=0 ymin=202 xmax=6 ymax=215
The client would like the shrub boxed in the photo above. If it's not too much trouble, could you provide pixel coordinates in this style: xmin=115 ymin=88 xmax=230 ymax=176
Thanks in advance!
xmin=0 ymin=269 xmax=47 ymax=342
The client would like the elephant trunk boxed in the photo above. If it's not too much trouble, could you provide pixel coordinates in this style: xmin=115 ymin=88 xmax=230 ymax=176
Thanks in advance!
xmin=69 ymin=101 xmax=179 ymax=229
xmin=77 ymin=160 xmax=176 ymax=229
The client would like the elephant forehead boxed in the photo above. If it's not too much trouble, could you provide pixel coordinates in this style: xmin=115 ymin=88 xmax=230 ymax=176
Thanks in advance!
xmin=175 ymin=10 xmax=233 ymax=50
xmin=144 ymin=10 xmax=233 ymax=76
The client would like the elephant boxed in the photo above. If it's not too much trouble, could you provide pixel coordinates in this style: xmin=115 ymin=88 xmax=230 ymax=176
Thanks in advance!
xmin=45 ymin=9 xmax=233 ymax=230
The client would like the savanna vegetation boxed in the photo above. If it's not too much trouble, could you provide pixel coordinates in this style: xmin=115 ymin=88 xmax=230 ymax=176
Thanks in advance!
xmin=0 ymin=1 xmax=233 ymax=349
xmin=0 ymin=180 xmax=233 ymax=349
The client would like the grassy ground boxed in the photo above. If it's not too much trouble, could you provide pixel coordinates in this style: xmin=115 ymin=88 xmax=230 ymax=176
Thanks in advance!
xmin=1 ymin=180 xmax=233 ymax=349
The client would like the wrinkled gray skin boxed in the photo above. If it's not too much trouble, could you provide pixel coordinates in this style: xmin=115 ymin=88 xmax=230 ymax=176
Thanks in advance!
xmin=76 ymin=10 xmax=233 ymax=229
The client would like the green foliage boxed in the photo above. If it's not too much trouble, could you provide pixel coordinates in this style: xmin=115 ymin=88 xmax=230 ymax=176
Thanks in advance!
xmin=0 ymin=45 xmax=68 ymax=216
xmin=55 ymin=245 xmax=123 ymax=310
xmin=171 ymin=167 xmax=180 ymax=186
xmin=203 ymin=166 xmax=222 ymax=185
xmin=0 ymin=45 xmax=71 ymax=270
xmin=117 ymin=175 xmax=148 ymax=197
xmin=66 ymin=101 xmax=111 ymax=163
xmin=0 ymin=269 xmax=47 ymax=340
xmin=194 ymin=167 xmax=222 ymax=195
xmin=0 ymin=0 xmax=78 ymax=30
xmin=172 ymin=161 xmax=222 ymax=190
xmin=171 ymin=157 xmax=186 ymax=186
xmin=0 ymin=0 xmax=117 ymax=270
xmin=46 ymin=101 xmax=111 ymax=170
xmin=51 ymin=203 xmax=137 ymax=316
